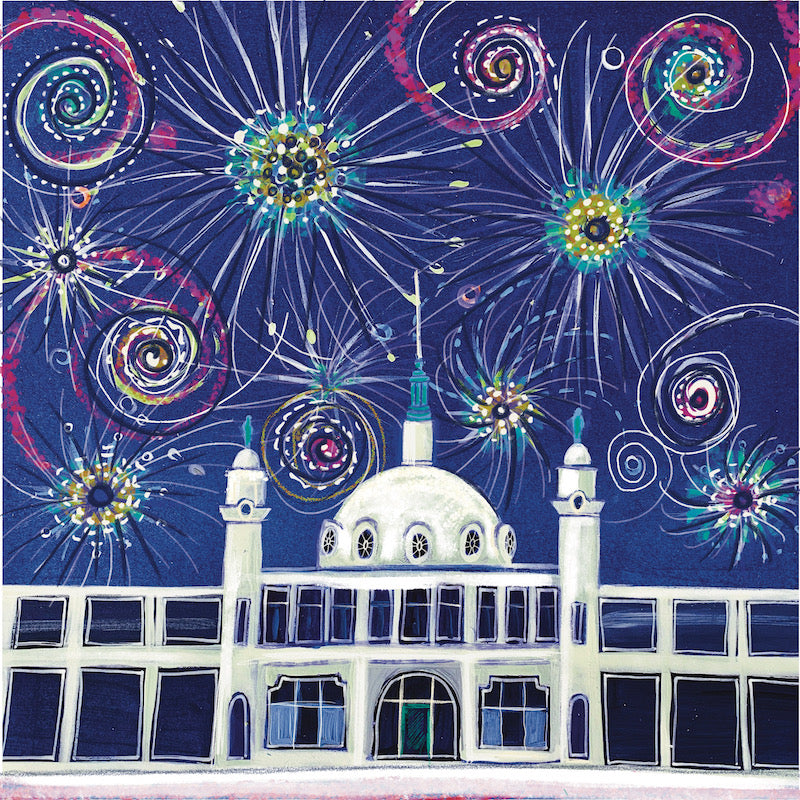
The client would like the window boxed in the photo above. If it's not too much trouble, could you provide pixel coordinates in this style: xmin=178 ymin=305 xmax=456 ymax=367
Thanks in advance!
xmin=296 ymin=586 xmax=325 ymax=644
xmin=460 ymin=523 xmax=482 ymax=561
xmin=84 ymin=597 xmax=143 ymax=645
xmin=673 ymin=601 xmax=727 ymax=655
xmin=506 ymin=588 xmax=528 ymax=643
xmin=262 ymin=586 xmax=290 ymax=644
xmin=369 ymin=589 xmax=393 ymax=642
xmin=320 ymin=526 xmax=337 ymax=556
xmin=73 ymin=670 xmax=143 ymax=760
xmin=497 ymin=524 xmax=517 ymax=560
xmin=536 ymin=588 xmax=558 ymax=642
xmin=228 ymin=694 xmax=251 ymax=760
xmin=405 ymin=525 xmax=431 ymax=562
xmin=401 ymin=588 xmax=431 ymax=643
xmin=477 ymin=588 xmax=497 ymax=642
xmin=480 ymin=677 xmax=549 ymax=749
xmin=266 ymin=677 xmax=345 ymax=749
xmin=749 ymin=679 xmax=799 ymax=768
xmin=356 ymin=524 xmax=376 ymax=560
xmin=672 ymin=676 xmax=740 ymax=768
xmin=603 ymin=674 xmax=659 ymax=765
xmin=330 ymin=589 xmax=355 ymax=643
xmin=14 ymin=597 xmax=67 ymax=647
xmin=436 ymin=586 xmax=463 ymax=643
xmin=375 ymin=673 xmax=458 ymax=760
xmin=572 ymin=602 xmax=586 ymax=645
xmin=3 ymin=669 xmax=64 ymax=760
xmin=600 ymin=599 xmax=656 ymax=651
xmin=164 ymin=598 xmax=221 ymax=645
xmin=568 ymin=695 xmax=589 ymax=759
xmin=151 ymin=669 xmax=217 ymax=762
xmin=748 ymin=601 xmax=799 ymax=656
xmin=234 ymin=598 xmax=250 ymax=645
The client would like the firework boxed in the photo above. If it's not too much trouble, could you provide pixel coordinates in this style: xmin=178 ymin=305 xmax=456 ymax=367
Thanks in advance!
xmin=665 ymin=430 xmax=799 ymax=568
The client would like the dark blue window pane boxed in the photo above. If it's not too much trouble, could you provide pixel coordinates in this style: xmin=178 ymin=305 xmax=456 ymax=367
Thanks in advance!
xmin=432 ymin=702 xmax=455 ymax=756
xmin=601 ymin=601 xmax=656 ymax=651
xmin=477 ymin=590 xmax=497 ymax=641
xmin=297 ymin=681 xmax=319 ymax=702
xmin=377 ymin=701 xmax=399 ymax=756
xmin=537 ymin=589 xmax=558 ymax=642
xmin=234 ymin=599 xmax=249 ymax=646
xmin=369 ymin=590 xmax=392 ymax=642
xmin=401 ymin=589 xmax=430 ymax=642
xmin=228 ymin=696 xmax=249 ymax=759
xmin=673 ymin=678 xmax=740 ymax=767
xmin=3 ymin=671 xmax=62 ymax=759
xmin=15 ymin=598 xmax=65 ymax=646
xmin=262 ymin=588 xmax=289 ymax=644
xmin=572 ymin=602 xmax=586 ymax=645
xmin=296 ymin=706 xmax=319 ymax=746
xmin=506 ymin=589 xmax=527 ymax=642
xmin=152 ymin=671 xmax=217 ymax=761
xmin=749 ymin=603 xmax=799 ymax=656
xmin=436 ymin=588 xmax=462 ymax=642
xmin=296 ymin=587 xmax=324 ymax=643
xmin=74 ymin=671 xmax=141 ymax=760
xmin=330 ymin=589 xmax=354 ymax=642
xmin=674 ymin=602 xmax=727 ymax=654
xmin=569 ymin=696 xmax=589 ymax=758
xmin=85 ymin=599 xmax=143 ymax=645
xmin=604 ymin=676 xmax=658 ymax=764
xmin=502 ymin=709 xmax=525 ymax=746
xmin=751 ymin=681 xmax=799 ymax=767
xmin=164 ymin=599 xmax=221 ymax=644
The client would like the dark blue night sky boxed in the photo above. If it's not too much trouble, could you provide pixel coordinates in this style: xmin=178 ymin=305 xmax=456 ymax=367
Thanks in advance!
xmin=3 ymin=1 xmax=797 ymax=590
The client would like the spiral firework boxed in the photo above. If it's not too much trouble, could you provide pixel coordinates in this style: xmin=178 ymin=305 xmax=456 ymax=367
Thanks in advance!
xmin=262 ymin=392 xmax=384 ymax=507
xmin=626 ymin=14 xmax=791 ymax=164
xmin=2 ymin=5 xmax=154 ymax=185
xmin=386 ymin=2 xmax=549 ymax=132
xmin=77 ymin=271 xmax=229 ymax=436
xmin=607 ymin=430 xmax=673 ymax=493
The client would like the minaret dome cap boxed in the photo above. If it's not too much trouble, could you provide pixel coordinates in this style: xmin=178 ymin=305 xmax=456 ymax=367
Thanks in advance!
xmin=232 ymin=448 xmax=261 ymax=469
xmin=564 ymin=442 xmax=591 ymax=466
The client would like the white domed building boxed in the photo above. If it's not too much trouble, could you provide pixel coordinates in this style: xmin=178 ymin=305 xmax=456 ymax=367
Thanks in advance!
xmin=2 ymin=359 xmax=797 ymax=776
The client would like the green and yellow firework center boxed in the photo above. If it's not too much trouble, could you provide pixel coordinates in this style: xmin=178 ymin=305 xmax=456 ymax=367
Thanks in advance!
xmin=547 ymin=184 xmax=648 ymax=273
xmin=52 ymin=459 xmax=148 ymax=532
xmin=468 ymin=382 xmax=539 ymax=442
xmin=226 ymin=116 xmax=346 ymax=224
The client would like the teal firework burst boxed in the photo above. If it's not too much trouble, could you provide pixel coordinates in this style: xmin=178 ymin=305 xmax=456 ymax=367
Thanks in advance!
xmin=666 ymin=431 xmax=799 ymax=568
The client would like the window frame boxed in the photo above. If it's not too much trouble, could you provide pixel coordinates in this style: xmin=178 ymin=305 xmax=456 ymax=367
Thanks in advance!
xmin=602 ymin=672 xmax=660 ymax=766
xmin=72 ymin=668 xmax=144 ymax=762
xmin=748 ymin=677 xmax=799 ymax=769
xmin=261 ymin=585 xmax=290 ymax=645
xmin=505 ymin=587 xmax=528 ymax=644
xmin=329 ymin=588 xmax=356 ymax=643
xmin=478 ymin=676 xmax=550 ymax=750
xmin=162 ymin=596 xmax=222 ymax=646
xmin=234 ymin=598 xmax=250 ymax=646
xmin=535 ymin=587 xmax=559 ymax=643
xmin=571 ymin=601 xmax=587 ymax=645
xmin=672 ymin=600 xmax=728 ymax=656
xmin=476 ymin=587 xmax=498 ymax=643
xmin=83 ymin=597 xmax=144 ymax=646
xmin=400 ymin=588 xmax=431 ymax=644
xmin=3 ymin=667 xmax=66 ymax=761
xmin=435 ymin=585 xmax=464 ymax=644
xmin=368 ymin=589 xmax=394 ymax=643
xmin=295 ymin=585 xmax=327 ymax=645
xmin=568 ymin=694 xmax=589 ymax=759
xmin=599 ymin=598 xmax=657 ymax=652
xmin=13 ymin=596 xmax=68 ymax=648
xmin=265 ymin=675 xmax=346 ymax=750
xmin=747 ymin=600 xmax=799 ymax=656
xmin=228 ymin=693 xmax=251 ymax=760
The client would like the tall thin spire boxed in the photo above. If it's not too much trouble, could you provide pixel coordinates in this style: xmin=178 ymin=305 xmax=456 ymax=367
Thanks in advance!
xmin=403 ymin=271 xmax=433 ymax=465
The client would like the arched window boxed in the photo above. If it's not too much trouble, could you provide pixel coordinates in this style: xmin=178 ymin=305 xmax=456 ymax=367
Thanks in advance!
xmin=374 ymin=672 xmax=459 ymax=760
xmin=228 ymin=693 xmax=250 ymax=759
xmin=568 ymin=694 xmax=589 ymax=759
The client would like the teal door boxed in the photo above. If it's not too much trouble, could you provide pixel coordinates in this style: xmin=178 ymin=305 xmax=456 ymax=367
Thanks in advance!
xmin=400 ymin=702 xmax=430 ymax=756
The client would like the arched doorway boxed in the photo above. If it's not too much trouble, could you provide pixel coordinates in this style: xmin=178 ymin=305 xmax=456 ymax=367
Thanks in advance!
xmin=228 ymin=693 xmax=250 ymax=759
xmin=373 ymin=672 xmax=459 ymax=760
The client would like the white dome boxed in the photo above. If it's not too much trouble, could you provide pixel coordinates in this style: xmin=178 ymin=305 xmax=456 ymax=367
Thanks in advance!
xmin=232 ymin=448 xmax=261 ymax=469
xmin=564 ymin=443 xmax=591 ymax=466
xmin=318 ymin=465 xmax=516 ymax=569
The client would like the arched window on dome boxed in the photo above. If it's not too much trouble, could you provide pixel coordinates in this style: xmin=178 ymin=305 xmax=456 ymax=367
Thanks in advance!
xmin=404 ymin=523 xmax=432 ymax=564
xmin=228 ymin=693 xmax=250 ymax=760
xmin=354 ymin=519 xmax=378 ymax=561
xmin=459 ymin=523 xmax=483 ymax=562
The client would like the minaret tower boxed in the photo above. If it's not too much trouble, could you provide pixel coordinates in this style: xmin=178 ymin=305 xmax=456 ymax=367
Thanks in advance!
xmin=216 ymin=417 xmax=269 ymax=763
xmin=552 ymin=409 xmax=604 ymax=765
xmin=402 ymin=271 xmax=433 ymax=466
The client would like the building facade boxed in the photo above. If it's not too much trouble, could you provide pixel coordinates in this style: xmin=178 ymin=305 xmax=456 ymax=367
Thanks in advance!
xmin=3 ymin=365 xmax=798 ymax=773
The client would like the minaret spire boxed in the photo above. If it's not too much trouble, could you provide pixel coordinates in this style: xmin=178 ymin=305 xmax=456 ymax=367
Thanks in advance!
xmin=402 ymin=271 xmax=433 ymax=465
